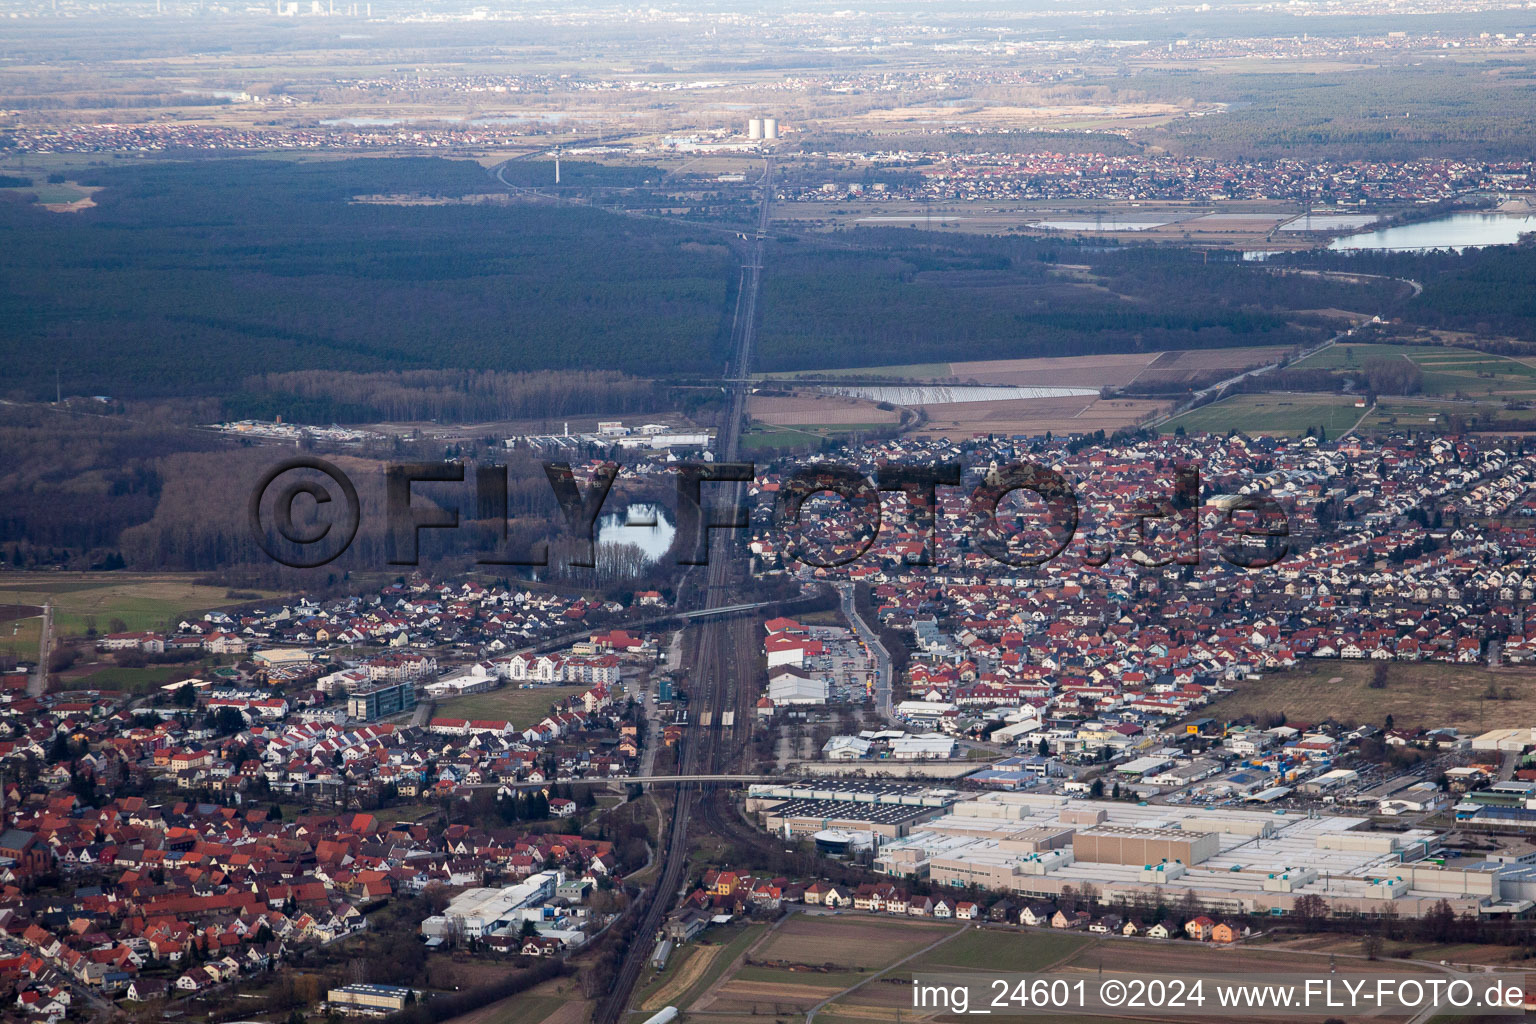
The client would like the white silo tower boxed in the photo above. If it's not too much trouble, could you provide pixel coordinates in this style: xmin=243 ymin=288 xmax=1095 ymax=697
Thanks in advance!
xmin=762 ymin=117 xmax=779 ymax=140
xmin=748 ymin=118 xmax=764 ymax=140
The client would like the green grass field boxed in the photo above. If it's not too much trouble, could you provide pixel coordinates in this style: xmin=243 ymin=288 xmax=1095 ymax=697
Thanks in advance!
xmin=61 ymin=664 xmax=195 ymax=693
xmin=1296 ymin=343 xmax=1536 ymax=398
xmin=1200 ymin=660 xmax=1536 ymax=732
xmin=459 ymin=995 xmax=564 ymax=1024
xmin=1364 ymin=399 xmax=1454 ymax=429
xmin=433 ymin=684 xmax=590 ymax=727
xmin=742 ymin=422 xmax=892 ymax=450
xmin=28 ymin=182 xmax=91 ymax=204
xmin=0 ymin=614 xmax=42 ymax=664
xmin=740 ymin=426 xmax=810 ymax=450
xmin=1360 ymin=398 xmax=1536 ymax=430
xmin=1161 ymin=341 xmax=1536 ymax=437
xmin=1160 ymin=393 xmax=1366 ymax=437
xmin=1292 ymin=342 xmax=1440 ymax=369
xmin=0 ymin=573 xmax=280 ymax=639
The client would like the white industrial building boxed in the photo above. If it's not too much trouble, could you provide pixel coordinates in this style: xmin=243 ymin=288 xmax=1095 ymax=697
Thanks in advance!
xmin=870 ymin=792 xmax=1536 ymax=920
xmin=895 ymin=700 xmax=957 ymax=726
xmin=420 ymin=872 xmax=559 ymax=940
xmin=1472 ymin=727 xmax=1534 ymax=752
xmin=822 ymin=735 xmax=873 ymax=759
xmin=1115 ymin=756 xmax=1174 ymax=779
xmin=768 ymin=666 xmax=829 ymax=705
xmin=890 ymin=734 xmax=957 ymax=760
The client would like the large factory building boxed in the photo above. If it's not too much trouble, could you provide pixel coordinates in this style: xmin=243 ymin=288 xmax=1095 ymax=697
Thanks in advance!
xmin=860 ymin=791 xmax=1533 ymax=920
xmin=1072 ymin=825 xmax=1221 ymax=866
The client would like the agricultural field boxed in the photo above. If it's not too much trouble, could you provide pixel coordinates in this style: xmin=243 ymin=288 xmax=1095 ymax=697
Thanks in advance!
xmin=1364 ymin=398 xmax=1461 ymax=430
xmin=1130 ymin=345 xmax=1293 ymax=389
xmin=740 ymin=423 xmax=893 ymax=451
xmin=756 ymin=347 xmax=1289 ymax=390
xmin=1265 ymin=932 xmax=1527 ymax=968
xmin=687 ymin=915 xmax=964 ymax=1020
xmin=56 ymin=663 xmax=197 ymax=695
xmin=651 ymin=921 xmax=771 ymax=1013
xmin=748 ymin=347 xmax=1322 ymax=440
xmin=705 ymin=923 xmax=1452 ymax=1024
xmin=754 ymin=914 xmax=956 ymax=970
xmin=1413 ymin=353 xmax=1536 ymax=397
xmin=0 ymin=609 xmax=42 ymax=665
xmin=1058 ymin=936 xmax=1439 ymax=980
xmin=1165 ymin=341 xmax=1536 ymax=437
xmin=949 ymin=353 xmax=1158 ymax=388
xmin=1199 ymin=661 xmax=1536 ymax=732
xmin=813 ymin=927 xmax=1082 ymax=1023
xmin=907 ymin=928 xmax=1090 ymax=973
xmin=750 ymin=393 xmax=902 ymax=426
xmin=0 ymin=573 xmax=279 ymax=639
xmin=909 ymin=395 xmax=1165 ymax=440
xmin=32 ymin=181 xmax=100 ymax=210
xmin=639 ymin=943 xmax=708 ymax=1010
xmin=1291 ymin=342 xmax=1439 ymax=369
xmin=434 ymin=684 xmax=591 ymax=728
xmin=442 ymin=973 xmax=590 ymax=1024
xmin=1296 ymin=342 xmax=1536 ymax=397
xmin=1159 ymin=392 xmax=1367 ymax=437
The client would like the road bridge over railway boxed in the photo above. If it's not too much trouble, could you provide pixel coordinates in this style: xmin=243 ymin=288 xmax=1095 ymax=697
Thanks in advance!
xmin=461 ymin=773 xmax=779 ymax=790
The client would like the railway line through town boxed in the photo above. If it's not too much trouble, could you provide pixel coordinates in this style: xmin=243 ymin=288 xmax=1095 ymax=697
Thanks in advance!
xmin=592 ymin=160 xmax=772 ymax=1024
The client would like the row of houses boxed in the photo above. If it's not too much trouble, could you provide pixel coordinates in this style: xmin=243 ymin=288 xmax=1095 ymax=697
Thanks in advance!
xmin=745 ymin=433 xmax=1536 ymax=759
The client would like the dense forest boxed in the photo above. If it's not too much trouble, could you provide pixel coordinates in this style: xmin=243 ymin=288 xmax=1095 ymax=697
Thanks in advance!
xmin=231 ymin=369 xmax=666 ymax=423
xmin=1275 ymin=242 xmax=1536 ymax=342
xmin=0 ymin=403 xmax=216 ymax=562
xmin=0 ymin=157 xmax=736 ymax=399
xmin=0 ymin=154 xmax=1435 ymax=395
xmin=1132 ymin=64 xmax=1536 ymax=163
xmin=0 ymin=382 xmax=674 ymax=572
xmin=753 ymin=230 xmax=1404 ymax=371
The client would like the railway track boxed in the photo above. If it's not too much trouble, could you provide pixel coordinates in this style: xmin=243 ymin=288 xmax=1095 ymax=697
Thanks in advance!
xmin=592 ymin=160 xmax=771 ymax=1024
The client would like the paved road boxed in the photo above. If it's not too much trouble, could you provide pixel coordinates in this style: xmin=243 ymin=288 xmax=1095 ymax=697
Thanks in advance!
xmin=1340 ymin=400 xmax=1378 ymax=439
xmin=29 ymin=601 xmax=50 ymax=697
xmin=1275 ymin=266 xmax=1424 ymax=298
xmin=837 ymin=582 xmax=893 ymax=720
